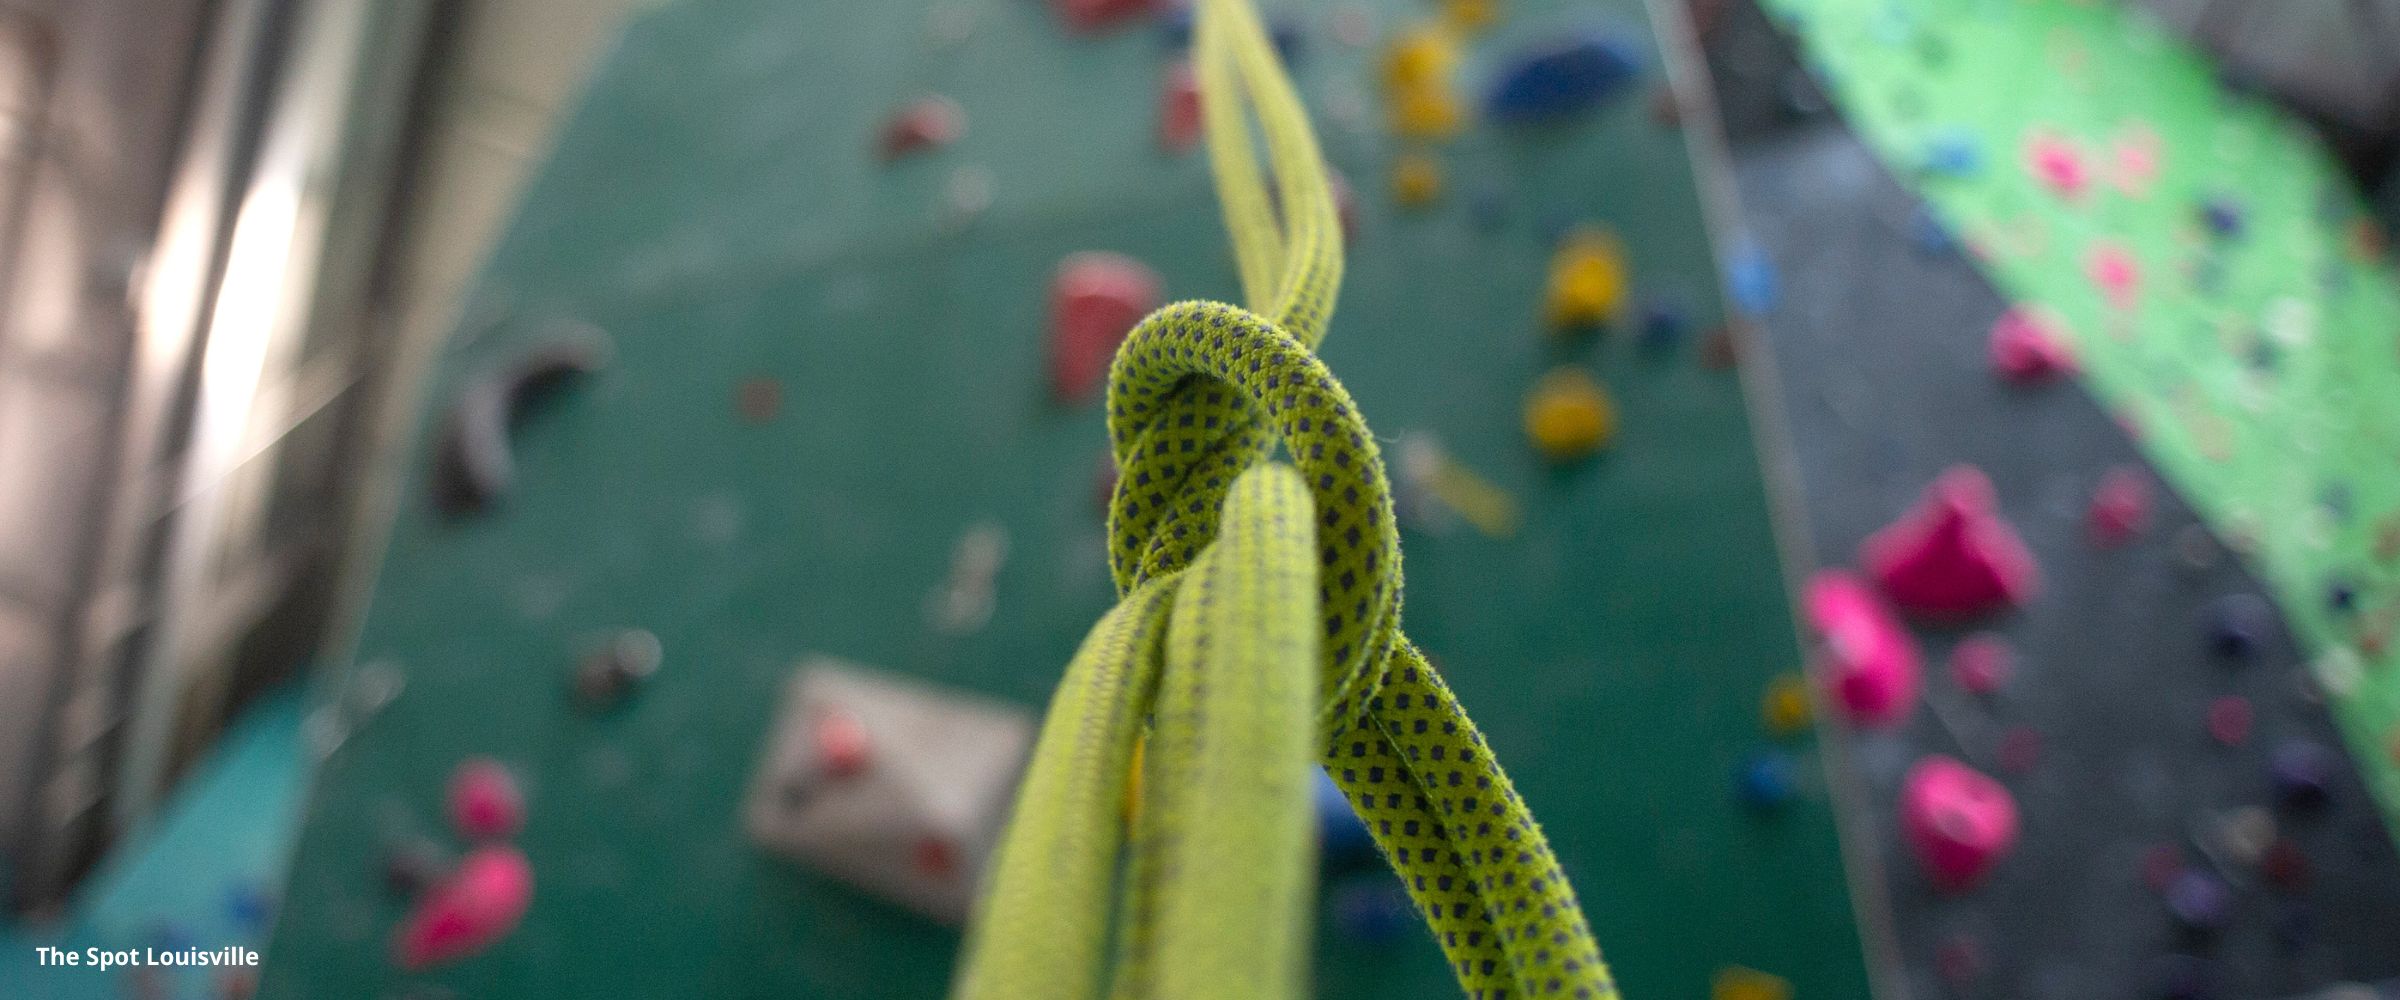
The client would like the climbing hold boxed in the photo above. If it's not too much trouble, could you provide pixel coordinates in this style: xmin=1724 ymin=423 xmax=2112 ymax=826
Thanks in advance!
xmin=2268 ymin=739 xmax=2334 ymax=811
xmin=432 ymin=326 xmax=611 ymax=516
xmin=1049 ymin=252 xmax=1163 ymax=403
xmin=2211 ymin=805 xmax=2275 ymax=865
xmin=2200 ymin=197 xmax=2243 ymax=240
xmin=1862 ymin=466 xmax=2040 ymax=620
xmin=2260 ymin=838 xmax=2310 ymax=891
xmin=2088 ymin=242 xmax=2141 ymax=308
xmin=734 ymin=376 xmax=782 ymax=423
xmin=1056 ymin=0 xmax=1156 ymax=33
xmin=814 ymin=707 xmax=874 ymax=778
xmin=2164 ymin=869 xmax=2231 ymax=932
xmin=1315 ymin=767 xmax=1374 ymax=863
xmin=1159 ymin=60 xmax=1202 ymax=152
xmin=878 ymin=95 xmax=965 ymax=160
xmin=1484 ymin=31 xmax=1641 ymax=123
xmin=447 ymin=758 xmax=526 ymax=841
xmin=1760 ymin=672 xmax=1813 ymax=736
xmin=1711 ymin=965 xmax=1792 ymax=1000
xmin=1725 ymin=242 xmax=1777 ymax=316
xmin=1328 ymin=877 xmax=1415 ymax=944
xmin=1638 ymin=298 xmax=1687 ymax=351
xmin=2205 ymin=695 xmax=2251 ymax=746
xmin=2088 ymin=466 xmax=2151 ymax=546
xmin=2025 ymin=132 xmax=2088 ymax=199
xmin=382 ymin=837 xmax=455 ymax=899
xmin=1521 ymin=366 xmax=1615 ymax=460
xmin=1736 ymin=749 xmax=1799 ymax=810
xmin=1382 ymin=25 xmax=1464 ymax=138
xmin=1988 ymin=306 xmax=2075 ymax=383
xmin=1996 ymin=725 xmax=2040 ymax=774
xmin=1909 ymin=203 xmax=1953 ymax=255
xmin=1390 ymin=152 xmax=1443 ymax=206
xmin=2202 ymin=593 xmax=2272 ymax=661
xmin=1441 ymin=0 xmax=1497 ymax=32
xmin=1700 ymin=325 xmax=1739 ymax=368
xmin=1543 ymin=227 xmax=1629 ymax=330
xmin=1898 ymin=755 xmax=2018 ymax=891
xmin=2326 ymin=578 xmax=2358 ymax=614
xmin=1948 ymin=633 xmax=2010 ymax=696
xmin=392 ymin=844 xmax=535 ymax=971
xmin=744 ymin=660 xmax=1036 ymax=923
xmin=1803 ymin=571 xmax=1922 ymax=728
xmin=571 ymin=628 xmax=663 ymax=709
xmin=1920 ymin=130 xmax=1981 ymax=177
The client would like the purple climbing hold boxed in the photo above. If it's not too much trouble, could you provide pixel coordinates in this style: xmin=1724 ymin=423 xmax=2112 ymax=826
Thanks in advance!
xmin=2164 ymin=870 xmax=2231 ymax=932
xmin=2269 ymin=740 xmax=2335 ymax=812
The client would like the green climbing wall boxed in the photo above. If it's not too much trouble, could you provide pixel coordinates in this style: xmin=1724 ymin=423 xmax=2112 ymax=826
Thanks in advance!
xmin=262 ymin=0 xmax=1871 ymax=997
xmin=1760 ymin=0 xmax=2400 ymax=836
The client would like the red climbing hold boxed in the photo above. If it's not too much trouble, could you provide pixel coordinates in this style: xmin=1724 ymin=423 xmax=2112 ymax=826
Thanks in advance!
xmin=1862 ymin=466 xmax=2039 ymax=621
xmin=815 ymin=707 xmax=874 ymax=779
xmin=392 ymin=844 xmax=534 ymax=971
xmin=447 ymin=757 xmax=526 ymax=841
xmin=1160 ymin=60 xmax=1202 ymax=153
xmin=1988 ymin=307 xmax=2075 ymax=384
xmin=1899 ymin=755 xmax=2019 ymax=892
xmin=1055 ymin=0 xmax=1157 ymax=33
xmin=2088 ymin=466 xmax=2151 ymax=547
xmin=1050 ymin=252 xmax=1163 ymax=403
xmin=879 ymin=96 xmax=965 ymax=160
xmin=1804 ymin=571 xmax=1922 ymax=728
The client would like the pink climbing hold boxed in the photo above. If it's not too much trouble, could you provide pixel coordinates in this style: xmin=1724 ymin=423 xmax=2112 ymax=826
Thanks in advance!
xmin=1899 ymin=755 xmax=2019 ymax=892
xmin=2026 ymin=133 xmax=2088 ymax=199
xmin=1159 ymin=61 xmax=1202 ymax=153
xmin=1804 ymin=571 xmax=1923 ymax=728
xmin=1949 ymin=633 xmax=2011 ymax=696
xmin=1055 ymin=0 xmax=1157 ymax=33
xmin=393 ymin=844 xmax=534 ymax=971
xmin=1050 ymin=252 xmax=1163 ymax=403
xmin=1988 ymin=307 xmax=2075 ymax=383
xmin=447 ymin=758 xmax=525 ymax=841
xmin=2087 ymin=242 xmax=2140 ymax=308
xmin=1862 ymin=466 xmax=2040 ymax=621
xmin=2088 ymin=466 xmax=2151 ymax=547
xmin=878 ymin=96 xmax=965 ymax=160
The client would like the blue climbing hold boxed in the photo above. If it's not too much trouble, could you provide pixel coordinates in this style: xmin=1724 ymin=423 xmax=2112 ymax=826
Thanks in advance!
xmin=2201 ymin=197 xmax=2244 ymax=240
xmin=1920 ymin=130 xmax=1981 ymax=177
xmin=1329 ymin=876 xmax=1414 ymax=944
xmin=2269 ymin=740 xmax=2335 ymax=812
xmin=1736 ymin=749 xmax=1798 ymax=809
xmin=1159 ymin=5 xmax=1302 ymax=63
xmin=2203 ymin=593 xmax=2272 ymax=661
xmin=1316 ymin=767 xmax=1374 ymax=863
xmin=1909 ymin=203 xmax=1953 ymax=255
xmin=1484 ymin=31 xmax=1642 ymax=123
xmin=1639 ymin=298 xmax=1688 ymax=351
xmin=226 ymin=880 xmax=275 ymax=933
xmin=1726 ymin=242 xmax=1778 ymax=316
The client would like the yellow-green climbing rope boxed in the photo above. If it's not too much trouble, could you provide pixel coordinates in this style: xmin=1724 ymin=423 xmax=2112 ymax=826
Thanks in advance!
xmin=953 ymin=0 xmax=1615 ymax=998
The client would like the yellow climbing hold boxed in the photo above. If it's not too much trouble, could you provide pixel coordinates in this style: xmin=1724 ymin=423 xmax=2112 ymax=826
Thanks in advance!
xmin=1761 ymin=673 xmax=1813 ymax=736
xmin=1713 ymin=966 xmax=1793 ymax=1000
xmin=1443 ymin=0 xmax=1500 ymax=32
xmin=1382 ymin=24 xmax=1465 ymax=139
xmin=1392 ymin=153 xmax=1443 ymax=207
xmin=1545 ymin=227 xmax=1630 ymax=330
xmin=1522 ymin=366 xmax=1615 ymax=460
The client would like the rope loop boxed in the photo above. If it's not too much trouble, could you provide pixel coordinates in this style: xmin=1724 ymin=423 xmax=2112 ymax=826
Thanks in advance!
xmin=1104 ymin=299 xmax=1402 ymax=736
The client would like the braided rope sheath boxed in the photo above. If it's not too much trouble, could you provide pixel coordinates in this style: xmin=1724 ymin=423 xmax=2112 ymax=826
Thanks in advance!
xmin=956 ymin=1 xmax=1617 ymax=997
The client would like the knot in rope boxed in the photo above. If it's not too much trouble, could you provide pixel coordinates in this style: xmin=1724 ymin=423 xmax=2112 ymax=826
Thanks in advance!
xmin=1104 ymin=299 xmax=1402 ymax=738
